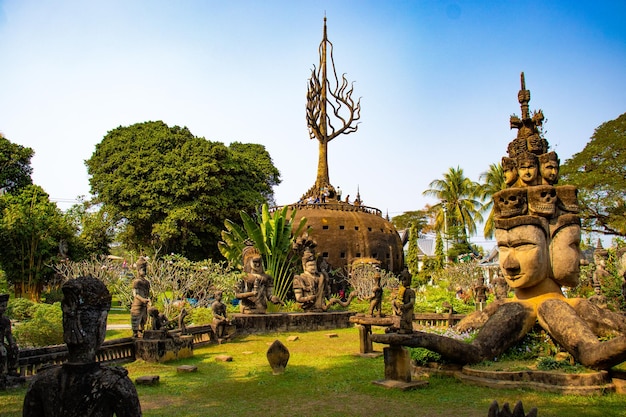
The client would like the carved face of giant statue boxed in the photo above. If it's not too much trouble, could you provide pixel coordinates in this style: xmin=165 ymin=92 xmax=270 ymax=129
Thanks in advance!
xmin=540 ymin=159 xmax=559 ymax=185
xmin=495 ymin=224 xmax=549 ymax=289
xmin=517 ymin=159 xmax=538 ymax=186
xmin=550 ymin=223 xmax=581 ymax=287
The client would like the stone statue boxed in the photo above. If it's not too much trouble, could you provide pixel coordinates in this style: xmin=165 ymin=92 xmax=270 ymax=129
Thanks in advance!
xmin=292 ymin=235 xmax=356 ymax=312
xmin=0 ymin=294 xmax=19 ymax=389
xmin=502 ymin=157 xmax=518 ymax=187
xmin=130 ymin=257 xmax=151 ymax=337
xmin=473 ymin=276 xmax=488 ymax=305
xmin=372 ymin=73 xmax=626 ymax=370
xmin=514 ymin=151 xmax=539 ymax=187
xmin=538 ymin=151 xmax=559 ymax=185
xmin=588 ymin=284 xmax=608 ymax=310
xmin=23 ymin=276 xmax=142 ymax=416
xmin=211 ymin=291 xmax=231 ymax=340
xmin=492 ymin=274 xmax=509 ymax=300
xmin=391 ymin=269 xmax=415 ymax=334
xmin=235 ymin=244 xmax=283 ymax=314
xmin=148 ymin=307 xmax=170 ymax=331
xmin=367 ymin=273 xmax=383 ymax=317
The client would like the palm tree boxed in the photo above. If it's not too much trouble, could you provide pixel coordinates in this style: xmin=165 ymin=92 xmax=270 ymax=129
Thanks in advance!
xmin=423 ymin=166 xmax=483 ymax=245
xmin=478 ymin=163 xmax=507 ymax=239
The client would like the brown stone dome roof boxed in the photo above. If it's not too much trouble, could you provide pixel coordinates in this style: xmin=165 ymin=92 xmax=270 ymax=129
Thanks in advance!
xmin=282 ymin=202 xmax=404 ymax=274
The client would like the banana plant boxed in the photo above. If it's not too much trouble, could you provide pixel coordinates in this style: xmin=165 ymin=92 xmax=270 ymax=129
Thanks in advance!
xmin=218 ymin=203 xmax=309 ymax=303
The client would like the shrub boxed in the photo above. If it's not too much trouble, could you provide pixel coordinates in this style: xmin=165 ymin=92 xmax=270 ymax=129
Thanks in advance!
xmin=410 ymin=347 xmax=442 ymax=365
xmin=13 ymin=302 xmax=63 ymax=347
xmin=189 ymin=307 xmax=213 ymax=326
xmin=6 ymin=297 xmax=35 ymax=321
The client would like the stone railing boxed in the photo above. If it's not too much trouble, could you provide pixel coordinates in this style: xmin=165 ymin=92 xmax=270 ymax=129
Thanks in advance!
xmin=271 ymin=202 xmax=383 ymax=217
xmin=16 ymin=325 xmax=215 ymax=378
xmin=413 ymin=313 xmax=466 ymax=328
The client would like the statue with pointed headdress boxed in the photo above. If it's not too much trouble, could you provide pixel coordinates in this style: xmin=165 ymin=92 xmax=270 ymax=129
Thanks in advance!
xmin=234 ymin=243 xmax=283 ymax=314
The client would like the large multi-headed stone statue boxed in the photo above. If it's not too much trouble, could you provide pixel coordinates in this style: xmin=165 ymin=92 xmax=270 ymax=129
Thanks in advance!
xmin=372 ymin=73 xmax=626 ymax=370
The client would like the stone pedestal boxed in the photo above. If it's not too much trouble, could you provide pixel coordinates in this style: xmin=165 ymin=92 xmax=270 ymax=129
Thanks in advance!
xmin=372 ymin=344 xmax=428 ymax=391
xmin=135 ymin=331 xmax=194 ymax=363
xmin=349 ymin=315 xmax=393 ymax=356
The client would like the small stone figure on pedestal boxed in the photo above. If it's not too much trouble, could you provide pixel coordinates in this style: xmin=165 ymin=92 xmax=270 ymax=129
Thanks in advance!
xmin=131 ymin=257 xmax=151 ymax=338
xmin=367 ymin=273 xmax=384 ymax=317
xmin=211 ymin=291 xmax=231 ymax=341
xmin=589 ymin=284 xmax=608 ymax=310
xmin=473 ymin=276 xmax=488 ymax=311
xmin=23 ymin=276 xmax=142 ymax=416
xmin=391 ymin=269 xmax=415 ymax=334
xmin=0 ymin=294 xmax=19 ymax=389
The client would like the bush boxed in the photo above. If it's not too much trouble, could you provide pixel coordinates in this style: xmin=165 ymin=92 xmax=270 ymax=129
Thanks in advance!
xmin=410 ymin=347 xmax=442 ymax=365
xmin=13 ymin=302 xmax=63 ymax=347
xmin=6 ymin=297 xmax=35 ymax=321
xmin=189 ymin=307 xmax=213 ymax=325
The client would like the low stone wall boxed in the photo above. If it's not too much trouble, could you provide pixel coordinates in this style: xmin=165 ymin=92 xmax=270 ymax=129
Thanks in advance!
xmin=232 ymin=311 xmax=356 ymax=335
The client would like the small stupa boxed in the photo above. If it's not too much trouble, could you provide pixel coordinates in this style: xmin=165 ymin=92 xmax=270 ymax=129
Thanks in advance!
xmin=282 ymin=18 xmax=404 ymax=274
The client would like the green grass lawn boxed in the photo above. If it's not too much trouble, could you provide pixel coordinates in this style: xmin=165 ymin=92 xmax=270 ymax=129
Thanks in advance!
xmin=2 ymin=327 xmax=626 ymax=416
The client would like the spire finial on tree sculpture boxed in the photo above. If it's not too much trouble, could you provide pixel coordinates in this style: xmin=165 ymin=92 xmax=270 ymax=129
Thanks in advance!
xmin=304 ymin=17 xmax=361 ymax=200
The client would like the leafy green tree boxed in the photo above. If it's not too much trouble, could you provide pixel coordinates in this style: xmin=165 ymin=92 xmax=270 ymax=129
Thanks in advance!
xmin=12 ymin=302 xmax=63 ymax=347
xmin=559 ymin=112 xmax=626 ymax=236
xmin=0 ymin=133 xmax=34 ymax=193
xmin=423 ymin=166 xmax=483 ymax=246
xmin=85 ymin=121 xmax=281 ymax=260
xmin=391 ymin=209 xmax=430 ymax=231
xmin=219 ymin=204 xmax=308 ymax=303
xmin=392 ymin=209 xmax=431 ymax=277
xmin=405 ymin=223 xmax=420 ymax=276
xmin=434 ymin=231 xmax=445 ymax=270
xmin=478 ymin=163 xmax=506 ymax=239
xmin=0 ymin=185 xmax=74 ymax=299
xmin=64 ymin=198 xmax=116 ymax=258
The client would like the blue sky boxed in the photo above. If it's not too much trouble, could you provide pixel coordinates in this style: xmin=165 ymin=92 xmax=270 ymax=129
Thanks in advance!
xmin=1 ymin=1 xmax=625 ymax=247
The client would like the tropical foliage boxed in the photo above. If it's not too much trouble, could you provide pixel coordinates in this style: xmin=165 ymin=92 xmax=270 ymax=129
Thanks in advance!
xmin=0 ymin=133 xmax=34 ymax=194
xmin=560 ymin=112 xmax=626 ymax=236
xmin=0 ymin=185 xmax=75 ymax=299
xmin=218 ymin=204 xmax=309 ymax=302
xmin=85 ymin=121 xmax=281 ymax=260
xmin=423 ymin=166 xmax=483 ymax=258
xmin=477 ymin=162 xmax=506 ymax=239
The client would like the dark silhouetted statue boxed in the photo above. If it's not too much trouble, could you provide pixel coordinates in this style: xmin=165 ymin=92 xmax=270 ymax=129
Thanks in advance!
xmin=23 ymin=276 xmax=142 ymax=416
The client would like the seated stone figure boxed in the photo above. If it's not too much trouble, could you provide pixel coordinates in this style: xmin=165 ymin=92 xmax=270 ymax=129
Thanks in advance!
xmin=292 ymin=236 xmax=356 ymax=312
xmin=1 ymin=293 xmax=19 ymax=387
xmin=235 ymin=245 xmax=282 ymax=314
xmin=211 ymin=291 xmax=231 ymax=340
xmin=293 ymin=245 xmax=331 ymax=312
xmin=23 ymin=276 xmax=142 ymax=417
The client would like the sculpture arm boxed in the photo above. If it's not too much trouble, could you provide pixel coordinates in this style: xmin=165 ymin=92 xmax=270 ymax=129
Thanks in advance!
xmin=132 ymin=289 xmax=150 ymax=304
xmin=293 ymin=286 xmax=315 ymax=303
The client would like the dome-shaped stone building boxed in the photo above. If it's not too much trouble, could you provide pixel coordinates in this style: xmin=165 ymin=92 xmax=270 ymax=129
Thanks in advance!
xmin=284 ymin=200 xmax=404 ymax=274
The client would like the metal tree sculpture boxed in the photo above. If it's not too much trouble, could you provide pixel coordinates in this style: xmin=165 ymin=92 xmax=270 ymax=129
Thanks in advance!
xmin=305 ymin=17 xmax=361 ymax=199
